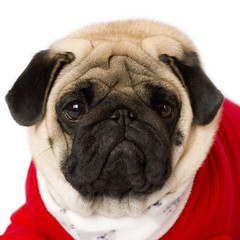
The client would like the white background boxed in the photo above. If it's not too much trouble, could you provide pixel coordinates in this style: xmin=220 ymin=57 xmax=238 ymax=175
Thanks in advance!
xmin=0 ymin=0 xmax=240 ymax=234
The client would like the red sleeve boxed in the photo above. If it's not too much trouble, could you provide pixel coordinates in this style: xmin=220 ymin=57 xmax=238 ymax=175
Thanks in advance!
xmin=208 ymin=235 xmax=232 ymax=240
xmin=0 ymin=205 xmax=47 ymax=240
xmin=0 ymin=162 xmax=73 ymax=240
xmin=221 ymin=99 xmax=240 ymax=239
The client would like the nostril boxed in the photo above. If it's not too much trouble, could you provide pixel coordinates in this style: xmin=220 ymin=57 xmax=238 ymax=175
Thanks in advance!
xmin=110 ymin=109 xmax=136 ymax=125
xmin=129 ymin=111 xmax=136 ymax=119
xmin=110 ymin=110 xmax=121 ymax=120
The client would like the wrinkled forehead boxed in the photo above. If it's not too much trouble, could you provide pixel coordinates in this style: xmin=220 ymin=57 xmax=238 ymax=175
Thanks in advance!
xmin=50 ymin=39 xmax=183 ymax=99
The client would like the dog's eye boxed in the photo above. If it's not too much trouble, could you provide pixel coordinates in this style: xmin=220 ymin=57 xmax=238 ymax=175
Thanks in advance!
xmin=64 ymin=101 xmax=86 ymax=121
xmin=156 ymin=103 xmax=172 ymax=118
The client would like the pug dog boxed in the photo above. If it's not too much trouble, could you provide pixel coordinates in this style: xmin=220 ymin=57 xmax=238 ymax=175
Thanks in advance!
xmin=2 ymin=20 xmax=240 ymax=240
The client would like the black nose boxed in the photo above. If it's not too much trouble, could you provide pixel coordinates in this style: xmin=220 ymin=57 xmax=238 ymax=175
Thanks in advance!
xmin=110 ymin=109 xmax=136 ymax=125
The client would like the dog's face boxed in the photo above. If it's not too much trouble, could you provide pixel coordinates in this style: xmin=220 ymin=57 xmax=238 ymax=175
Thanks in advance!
xmin=56 ymin=56 xmax=181 ymax=198
xmin=6 ymin=20 xmax=223 ymax=214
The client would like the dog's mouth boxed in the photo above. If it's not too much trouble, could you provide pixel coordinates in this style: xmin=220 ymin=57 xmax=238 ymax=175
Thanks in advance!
xmin=61 ymin=121 xmax=171 ymax=198
xmin=93 ymin=140 xmax=146 ymax=196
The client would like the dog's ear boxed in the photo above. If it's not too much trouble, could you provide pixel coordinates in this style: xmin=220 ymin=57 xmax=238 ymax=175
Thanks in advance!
xmin=159 ymin=51 xmax=224 ymax=125
xmin=6 ymin=50 xmax=75 ymax=126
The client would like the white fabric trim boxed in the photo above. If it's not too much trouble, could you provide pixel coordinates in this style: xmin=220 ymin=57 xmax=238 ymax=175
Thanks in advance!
xmin=37 ymin=170 xmax=194 ymax=240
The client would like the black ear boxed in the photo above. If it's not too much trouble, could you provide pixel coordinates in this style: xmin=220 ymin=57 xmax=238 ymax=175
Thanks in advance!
xmin=160 ymin=51 xmax=224 ymax=125
xmin=6 ymin=50 xmax=75 ymax=126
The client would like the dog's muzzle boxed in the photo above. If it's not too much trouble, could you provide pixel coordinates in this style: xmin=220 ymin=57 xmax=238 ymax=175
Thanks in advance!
xmin=62 ymin=107 xmax=171 ymax=198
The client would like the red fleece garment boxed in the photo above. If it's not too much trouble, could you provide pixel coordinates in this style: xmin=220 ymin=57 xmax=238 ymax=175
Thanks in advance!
xmin=1 ymin=99 xmax=240 ymax=240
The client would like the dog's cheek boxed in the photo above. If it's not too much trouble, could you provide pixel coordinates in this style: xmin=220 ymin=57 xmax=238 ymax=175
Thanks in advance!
xmin=172 ymin=129 xmax=184 ymax=146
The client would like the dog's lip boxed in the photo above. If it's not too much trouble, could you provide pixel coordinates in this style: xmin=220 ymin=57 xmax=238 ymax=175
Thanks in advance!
xmin=94 ymin=140 xmax=147 ymax=194
xmin=105 ymin=139 xmax=145 ymax=163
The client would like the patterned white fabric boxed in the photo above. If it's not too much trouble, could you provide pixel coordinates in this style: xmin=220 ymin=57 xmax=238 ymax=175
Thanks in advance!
xmin=37 ymin=170 xmax=194 ymax=240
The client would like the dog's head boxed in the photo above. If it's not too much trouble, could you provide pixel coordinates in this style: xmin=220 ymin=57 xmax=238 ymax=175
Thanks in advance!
xmin=6 ymin=20 xmax=223 ymax=215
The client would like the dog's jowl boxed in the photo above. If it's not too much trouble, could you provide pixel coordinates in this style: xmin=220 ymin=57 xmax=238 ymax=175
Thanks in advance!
xmin=2 ymin=20 xmax=240 ymax=240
